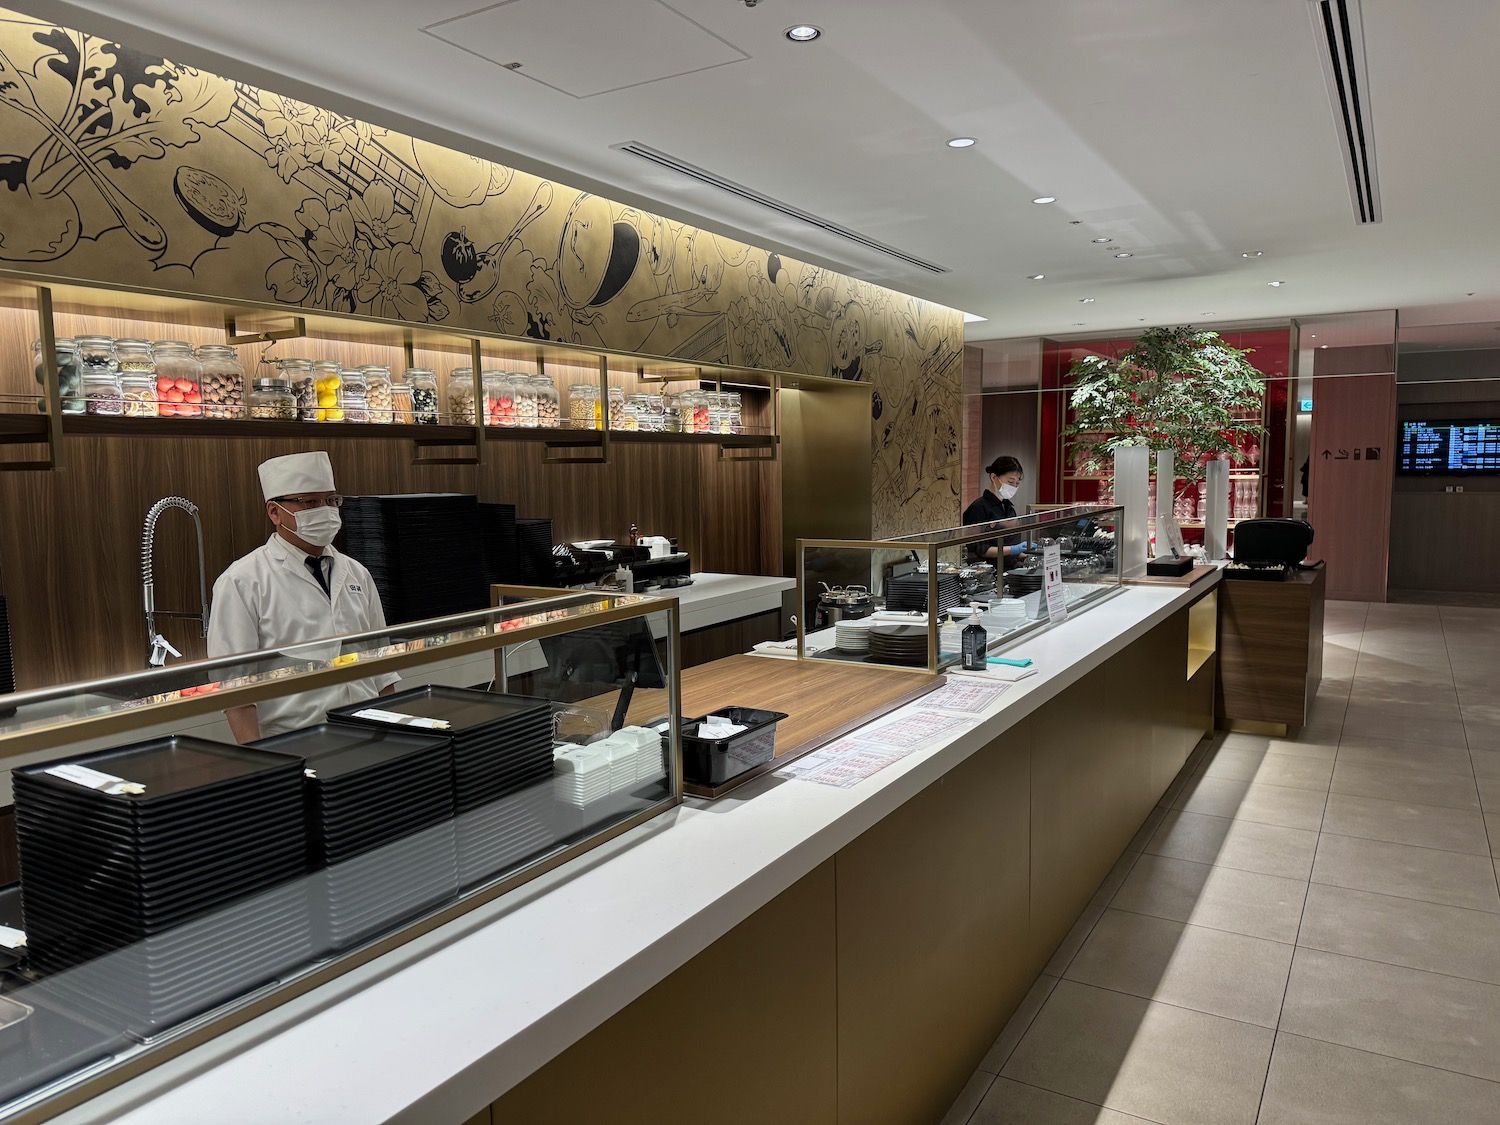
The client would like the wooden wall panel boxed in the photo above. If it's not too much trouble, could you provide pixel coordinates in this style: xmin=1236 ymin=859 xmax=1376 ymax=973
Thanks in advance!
xmin=490 ymin=861 xmax=837 ymax=1125
xmin=835 ymin=724 xmax=1032 ymax=1125
xmin=1308 ymin=365 xmax=1396 ymax=601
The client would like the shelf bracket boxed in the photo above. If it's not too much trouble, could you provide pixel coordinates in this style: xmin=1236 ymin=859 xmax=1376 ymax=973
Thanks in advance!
xmin=410 ymin=433 xmax=478 ymax=467
xmin=223 ymin=312 xmax=306 ymax=346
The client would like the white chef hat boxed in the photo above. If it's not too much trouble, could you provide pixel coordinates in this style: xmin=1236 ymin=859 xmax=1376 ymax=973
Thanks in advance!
xmin=259 ymin=451 xmax=335 ymax=502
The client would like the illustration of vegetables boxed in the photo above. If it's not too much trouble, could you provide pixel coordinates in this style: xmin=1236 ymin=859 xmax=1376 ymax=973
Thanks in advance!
xmin=0 ymin=29 xmax=235 ymax=262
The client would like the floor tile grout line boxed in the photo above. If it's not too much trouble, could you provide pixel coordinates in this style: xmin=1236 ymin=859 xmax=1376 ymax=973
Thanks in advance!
xmin=977 ymin=973 xmax=1060 ymax=1079
xmin=1307 ymin=872 xmax=1500 ymax=915
xmin=952 ymin=1070 xmax=997 ymax=1125
xmin=1049 ymin=976 xmax=1286 ymax=1034
xmin=990 ymin=1074 xmax=1167 ymax=1125
xmin=1254 ymin=706 xmax=1334 ymax=1124
xmin=1293 ymin=937 xmax=1500 ymax=992
xmin=1271 ymin=1025 xmax=1500 ymax=1090
xmin=1442 ymin=607 xmax=1500 ymax=901
xmin=1314 ymin=826 xmax=1491 ymax=858
xmin=1096 ymin=902 xmax=1301 ymax=948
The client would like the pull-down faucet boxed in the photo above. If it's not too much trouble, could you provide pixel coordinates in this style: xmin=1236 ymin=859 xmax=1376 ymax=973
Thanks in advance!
xmin=141 ymin=497 xmax=210 ymax=667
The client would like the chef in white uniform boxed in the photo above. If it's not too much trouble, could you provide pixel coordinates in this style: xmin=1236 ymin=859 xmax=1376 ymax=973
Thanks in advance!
xmin=207 ymin=451 xmax=397 ymax=742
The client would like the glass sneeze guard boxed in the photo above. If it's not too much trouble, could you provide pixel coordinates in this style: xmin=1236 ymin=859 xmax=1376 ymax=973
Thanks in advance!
xmin=0 ymin=587 xmax=682 ymax=1122
xmin=797 ymin=504 xmax=1124 ymax=673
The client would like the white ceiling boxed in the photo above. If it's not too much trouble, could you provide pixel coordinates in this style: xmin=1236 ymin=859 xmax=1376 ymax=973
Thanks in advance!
xmin=17 ymin=0 xmax=1500 ymax=342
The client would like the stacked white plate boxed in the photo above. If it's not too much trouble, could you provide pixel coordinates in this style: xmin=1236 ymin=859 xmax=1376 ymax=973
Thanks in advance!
xmin=553 ymin=744 xmax=611 ymax=808
xmin=835 ymin=619 xmax=876 ymax=653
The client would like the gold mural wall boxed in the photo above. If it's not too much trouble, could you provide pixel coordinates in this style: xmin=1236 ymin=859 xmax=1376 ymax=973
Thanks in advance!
xmin=0 ymin=10 xmax=963 ymax=534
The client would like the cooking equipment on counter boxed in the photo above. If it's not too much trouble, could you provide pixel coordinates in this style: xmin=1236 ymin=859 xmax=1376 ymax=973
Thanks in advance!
xmin=814 ymin=584 xmax=875 ymax=629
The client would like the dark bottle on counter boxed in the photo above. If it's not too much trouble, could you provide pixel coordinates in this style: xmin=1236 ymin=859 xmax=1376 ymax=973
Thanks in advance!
xmin=961 ymin=620 xmax=988 ymax=671
xmin=629 ymin=523 xmax=639 ymax=546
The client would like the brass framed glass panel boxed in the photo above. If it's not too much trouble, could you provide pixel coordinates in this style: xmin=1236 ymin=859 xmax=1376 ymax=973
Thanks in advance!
xmin=797 ymin=505 xmax=1123 ymax=673
xmin=0 ymin=589 xmax=682 ymax=1122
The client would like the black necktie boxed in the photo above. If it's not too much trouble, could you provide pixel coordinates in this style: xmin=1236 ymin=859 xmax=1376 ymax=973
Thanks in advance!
xmin=305 ymin=555 xmax=332 ymax=600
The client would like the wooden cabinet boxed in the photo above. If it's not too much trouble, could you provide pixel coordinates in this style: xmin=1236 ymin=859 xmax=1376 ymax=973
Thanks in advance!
xmin=1216 ymin=568 xmax=1326 ymax=732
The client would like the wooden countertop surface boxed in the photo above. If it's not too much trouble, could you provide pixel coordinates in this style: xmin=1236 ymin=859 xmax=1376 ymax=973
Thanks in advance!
xmin=670 ymin=654 xmax=943 ymax=798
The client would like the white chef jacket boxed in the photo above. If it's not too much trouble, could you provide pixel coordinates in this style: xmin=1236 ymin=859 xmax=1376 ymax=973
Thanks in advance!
xmin=207 ymin=534 xmax=400 ymax=738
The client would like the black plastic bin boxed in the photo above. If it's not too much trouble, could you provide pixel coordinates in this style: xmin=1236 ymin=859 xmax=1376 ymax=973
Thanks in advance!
xmin=680 ymin=707 xmax=789 ymax=786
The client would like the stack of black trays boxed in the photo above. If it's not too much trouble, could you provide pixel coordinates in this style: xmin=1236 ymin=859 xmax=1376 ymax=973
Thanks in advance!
xmin=328 ymin=687 xmax=555 ymax=890
xmin=478 ymin=502 xmax=521 ymax=585
xmin=0 ymin=595 xmax=13 ymax=697
xmin=13 ymin=737 xmax=311 ymax=1039
xmin=253 ymin=724 xmax=459 ymax=953
xmin=514 ymin=518 xmax=555 ymax=585
xmin=340 ymin=494 xmax=487 ymax=624
xmin=885 ymin=572 xmax=962 ymax=614
xmin=1005 ymin=569 xmax=1044 ymax=598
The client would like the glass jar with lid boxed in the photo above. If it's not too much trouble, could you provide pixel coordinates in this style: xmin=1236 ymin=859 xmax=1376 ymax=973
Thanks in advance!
xmin=725 ymin=391 xmax=743 ymax=434
xmin=568 ymin=382 xmax=601 ymax=430
xmin=75 ymin=335 xmax=117 ymax=373
xmin=512 ymin=373 xmax=538 ymax=427
xmin=448 ymin=367 xmax=477 ymax=424
xmin=481 ymin=370 xmax=509 ymax=427
xmin=83 ymin=371 xmax=123 ymax=416
xmin=662 ymin=404 xmax=682 ymax=433
xmin=361 ymin=365 xmax=394 ymax=424
xmin=622 ymin=393 xmax=650 ymax=432
xmin=249 ymin=378 xmax=298 ymax=420
xmin=32 ymin=338 xmax=84 ymax=414
xmin=114 ymin=338 xmax=155 ymax=378
xmin=678 ymin=390 xmax=709 ymax=434
xmin=407 ymin=369 xmax=440 ymax=424
xmin=531 ymin=374 xmax=560 ymax=428
xmin=606 ymin=385 xmax=627 ymax=430
xmin=643 ymin=392 xmax=666 ymax=432
xmin=119 ymin=371 xmax=158 ymax=417
xmin=151 ymin=341 xmax=203 ymax=418
xmin=312 ymin=361 xmax=343 ymax=422
xmin=197 ymin=344 xmax=246 ymax=418
xmin=340 ymin=368 xmax=369 ymax=424
xmin=276 ymin=358 xmax=316 ymax=421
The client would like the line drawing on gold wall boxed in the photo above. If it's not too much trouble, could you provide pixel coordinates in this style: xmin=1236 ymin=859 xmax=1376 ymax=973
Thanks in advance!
xmin=0 ymin=10 xmax=963 ymax=533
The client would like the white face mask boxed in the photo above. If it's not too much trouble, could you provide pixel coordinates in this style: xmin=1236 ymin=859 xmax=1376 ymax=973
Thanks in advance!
xmin=278 ymin=504 xmax=341 ymax=548
xmin=997 ymin=482 xmax=1019 ymax=501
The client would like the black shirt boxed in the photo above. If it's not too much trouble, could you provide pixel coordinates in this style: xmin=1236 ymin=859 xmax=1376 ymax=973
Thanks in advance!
xmin=962 ymin=490 xmax=1019 ymax=565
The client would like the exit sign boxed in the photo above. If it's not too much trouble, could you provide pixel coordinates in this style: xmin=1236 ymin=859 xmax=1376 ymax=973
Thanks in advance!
xmin=1299 ymin=399 xmax=1313 ymax=412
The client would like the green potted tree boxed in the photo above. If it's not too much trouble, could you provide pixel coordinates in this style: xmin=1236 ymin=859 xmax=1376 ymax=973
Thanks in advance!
xmin=1065 ymin=326 xmax=1266 ymax=486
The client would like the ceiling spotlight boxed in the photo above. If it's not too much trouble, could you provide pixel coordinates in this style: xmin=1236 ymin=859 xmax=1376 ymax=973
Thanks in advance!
xmin=1267 ymin=280 xmax=1285 ymax=287
xmin=1241 ymin=250 xmax=1264 ymax=258
xmin=1320 ymin=344 xmax=1329 ymax=349
xmin=1080 ymin=297 xmax=1095 ymax=303
xmin=1114 ymin=252 xmax=1133 ymax=258
xmin=947 ymin=137 xmax=976 ymax=148
xmin=1092 ymin=238 xmax=1112 ymax=244
xmin=1309 ymin=334 xmax=1317 ymax=338
xmin=1032 ymin=196 xmax=1057 ymax=204
xmin=784 ymin=25 xmax=821 ymax=41
xmin=1027 ymin=274 xmax=1045 ymax=280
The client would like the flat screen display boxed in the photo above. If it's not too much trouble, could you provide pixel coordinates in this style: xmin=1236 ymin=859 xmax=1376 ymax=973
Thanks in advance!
xmin=1398 ymin=420 xmax=1500 ymax=474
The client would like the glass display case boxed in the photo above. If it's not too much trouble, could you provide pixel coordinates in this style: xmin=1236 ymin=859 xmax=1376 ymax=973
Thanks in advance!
xmin=0 ymin=588 xmax=681 ymax=1119
xmin=797 ymin=504 xmax=1123 ymax=672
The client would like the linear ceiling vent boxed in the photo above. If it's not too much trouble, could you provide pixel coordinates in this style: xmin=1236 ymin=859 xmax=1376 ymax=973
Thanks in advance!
xmin=1310 ymin=0 xmax=1381 ymax=223
xmin=612 ymin=141 xmax=947 ymax=273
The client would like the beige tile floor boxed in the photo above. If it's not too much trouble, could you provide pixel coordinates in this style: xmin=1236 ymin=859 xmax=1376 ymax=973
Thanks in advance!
xmin=942 ymin=600 xmax=1500 ymax=1125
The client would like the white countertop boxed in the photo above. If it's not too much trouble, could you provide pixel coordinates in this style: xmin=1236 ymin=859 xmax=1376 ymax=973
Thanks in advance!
xmin=57 ymin=573 xmax=1216 ymax=1125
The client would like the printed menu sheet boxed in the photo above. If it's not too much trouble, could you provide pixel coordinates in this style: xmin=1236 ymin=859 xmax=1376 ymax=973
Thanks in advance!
xmin=779 ymin=708 xmax=978 ymax=789
xmin=917 ymin=678 xmax=1013 ymax=715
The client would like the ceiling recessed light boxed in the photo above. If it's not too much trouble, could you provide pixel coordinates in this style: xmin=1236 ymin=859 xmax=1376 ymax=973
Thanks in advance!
xmin=947 ymin=137 xmax=976 ymax=148
xmin=1032 ymin=196 xmax=1057 ymax=204
xmin=1092 ymin=238 xmax=1112 ymax=244
xmin=1080 ymin=298 xmax=1095 ymax=303
xmin=1114 ymin=252 xmax=1133 ymax=258
xmin=785 ymin=25 xmax=821 ymax=41
xmin=1267 ymin=280 xmax=1285 ymax=287
xmin=1320 ymin=344 xmax=1329 ymax=349
xmin=1242 ymin=251 xmax=1264 ymax=258
xmin=1027 ymin=274 xmax=1045 ymax=280
xmin=1309 ymin=334 xmax=1317 ymax=338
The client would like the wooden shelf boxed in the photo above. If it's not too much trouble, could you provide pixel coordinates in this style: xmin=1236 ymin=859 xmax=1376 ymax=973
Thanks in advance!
xmin=0 ymin=414 xmax=48 ymax=444
xmin=53 ymin=416 xmax=776 ymax=449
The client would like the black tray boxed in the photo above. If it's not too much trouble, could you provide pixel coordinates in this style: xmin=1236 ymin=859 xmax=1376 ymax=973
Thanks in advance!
xmin=14 ymin=774 xmax=305 ymax=827
xmin=14 ymin=738 xmax=304 ymax=808
xmin=327 ymin=685 xmax=551 ymax=736
xmin=254 ymin=724 xmax=452 ymax=783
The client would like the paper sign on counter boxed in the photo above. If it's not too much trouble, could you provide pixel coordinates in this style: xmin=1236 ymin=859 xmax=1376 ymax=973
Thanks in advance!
xmin=1043 ymin=542 xmax=1068 ymax=623
xmin=919 ymin=678 xmax=1013 ymax=715
xmin=44 ymin=763 xmax=145 ymax=795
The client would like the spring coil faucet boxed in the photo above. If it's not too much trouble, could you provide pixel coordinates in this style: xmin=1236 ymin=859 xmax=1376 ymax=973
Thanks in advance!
xmin=141 ymin=496 xmax=210 ymax=667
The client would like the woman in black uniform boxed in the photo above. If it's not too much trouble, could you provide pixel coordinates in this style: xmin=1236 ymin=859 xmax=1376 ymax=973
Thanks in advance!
xmin=962 ymin=455 xmax=1029 ymax=565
